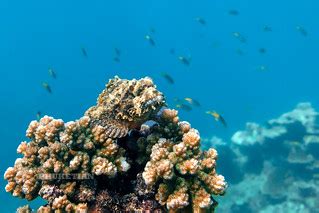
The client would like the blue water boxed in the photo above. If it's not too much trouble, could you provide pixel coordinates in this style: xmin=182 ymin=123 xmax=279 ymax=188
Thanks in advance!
xmin=1 ymin=0 xmax=318 ymax=211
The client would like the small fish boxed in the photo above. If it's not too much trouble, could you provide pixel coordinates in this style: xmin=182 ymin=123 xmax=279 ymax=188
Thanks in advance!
xmin=232 ymin=32 xmax=247 ymax=43
xmin=170 ymin=48 xmax=175 ymax=55
xmin=287 ymin=141 xmax=300 ymax=146
xmin=113 ymin=57 xmax=120 ymax=63
xmin=206 ymin=111 xmax=227 ymax=127
xmin=176 ymin=104 xmax=192 ymax=111
xmin=36 ymin=111 xmax=41 ymax=120
xmin=150 ymin=27 xmax=156 ymax=34
xmin=42 ymin=82 xmax=52 ymax=93
xmin=184 ymin=98 xmax=201 ymax=107
xmin=211 ymin=41 xmax=220 ymax=48
xmin=263 ymin=26 xmax=272 ymax=32
xmin=195 ymin=17 xmax=206 ymax=25
xmin=161 ymin=73 xmax=174 ymax=84
xmin=257 ymin=65 xmax=267 ymax=71
xmin=173 ymin=97 xmax=183 ymax=103
xmin=296 ymin=26 xmax=308 ymax=37
xmin=145 ymin=34 xmax=156 ymax=46
xmin=178 ymin=56 xmax=191 ymax=66
xmin=259 ymin=48 xmax=266 ymax=54
xmin=81 ymin=47 xmax=88 ymax=58
xmin=236 ymin=48 xmax=244 ymax=56
xmin=114 ymin=48 xmax=121 ymax=56
xmin=48 ymin=68 xmax=56 ymax=79
xmin=229 ymin=10 xmax=239 ymax=16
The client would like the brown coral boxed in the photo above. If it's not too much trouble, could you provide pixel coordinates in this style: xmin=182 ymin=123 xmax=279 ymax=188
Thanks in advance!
xmin=4 ymin=76 xmax=225 ymax=212
xmin=142 ymin=108 xmax=226 ymax=211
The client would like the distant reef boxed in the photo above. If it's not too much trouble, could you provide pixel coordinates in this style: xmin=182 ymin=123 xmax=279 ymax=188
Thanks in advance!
xmin=4 ymin=76 xmax=226 ymax=212
xmin=203 ymin=102 xmax=319 ymax=212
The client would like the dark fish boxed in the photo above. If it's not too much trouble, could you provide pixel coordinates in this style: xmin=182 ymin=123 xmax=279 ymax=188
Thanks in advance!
xmin=229 ymin=10 xmax=239 ymax=16
xmin=114 ymin=57 xmax=120 ymax=63
xmin=178 ymin=56 xmax=191 ymax=66
xmin=145 ymin=35 xmax=156 ymax=46
xmin=195 ymin=17 xmax=206 ymax=25
xmin=192 ymin=100 xmax=201 ymax=107
xmin=206 ymin=111 xmax=227 ymax=128
xmin=296 ymin=26 xmax=308 ymax=36
xmin=48 ymin=68 xmax=56 ymax=79
xmin=176 ymin=104 xmax=192 ymax=111
xmin=42 ymin=82 xmax=52 ymax=93
xmin=81 ymin=47 xmax=88 ymax=57
xmin=36 ymin=111 xmax=41 ymax=120
xmin=150 ymin=27 xmax=156 ymax=34
xmin=233 ymin=32 xmax=247 ymax=43
xmin=219 ymin=115 xmax=228 ymax=127
xmin=161 ymin=73 xmax=174 ymax=84
xmin=263 ymin=26 xmax=272 ymax=32
xmin=114 ymin=48 xmax=121 ymax=56
xmin=259 ymin=48 xmax=266 ymax=54
xmin=236 ymin=49 xmax=244 ymax=56
xmin=170 ymin=48 xmax=175 ymax=55
xmin=211 ymin=41 xmax=220 ymax=48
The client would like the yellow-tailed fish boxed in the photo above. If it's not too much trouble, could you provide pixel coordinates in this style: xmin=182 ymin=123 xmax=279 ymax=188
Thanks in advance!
xmin=184 ymin=98 xmax=200 ymax=107
xmin=42 ymin=82 xmax=52 ymax=93
xmin=206 ymin=111 xmax=227 ymax=127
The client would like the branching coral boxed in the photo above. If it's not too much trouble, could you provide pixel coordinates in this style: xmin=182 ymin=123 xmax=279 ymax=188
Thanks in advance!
xmin=4 ymin=76 xmax=226 ymax=212
xmin=5 ymin=115 xmax=130 ymax=212
xmin=142 ymin=109 xmax=227 ymax=212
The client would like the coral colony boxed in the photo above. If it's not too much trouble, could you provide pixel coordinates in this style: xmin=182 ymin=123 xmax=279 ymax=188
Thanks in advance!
xmin=4 ymin=76 xmax=226 ymax=212
xmin=203 ymin=103 xmax=319 ymax=212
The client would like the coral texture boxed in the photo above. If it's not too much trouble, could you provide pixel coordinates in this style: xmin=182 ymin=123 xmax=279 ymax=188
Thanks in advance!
xmin=4 ymin=76 xmax=226 ymax=212
xmin=142 ymin=109 xmax=226 ymax=212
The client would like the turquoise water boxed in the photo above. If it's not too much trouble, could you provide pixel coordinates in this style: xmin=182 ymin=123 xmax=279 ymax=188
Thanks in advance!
xmin=1 ymin=0 xmax=318 ymax=212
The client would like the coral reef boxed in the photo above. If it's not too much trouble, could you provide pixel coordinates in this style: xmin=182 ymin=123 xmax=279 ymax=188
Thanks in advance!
xmin=202 ymin=102 xmax=319 ymax=212
xmin=4 ymin=76 xmax=226 ymax=212
xmin=142 ymin=109 xmax=226 ymax=211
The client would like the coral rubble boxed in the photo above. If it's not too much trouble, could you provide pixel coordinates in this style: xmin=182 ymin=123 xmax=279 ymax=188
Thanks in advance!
xmin=4 ymin=76 xmax=226 ymax=212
